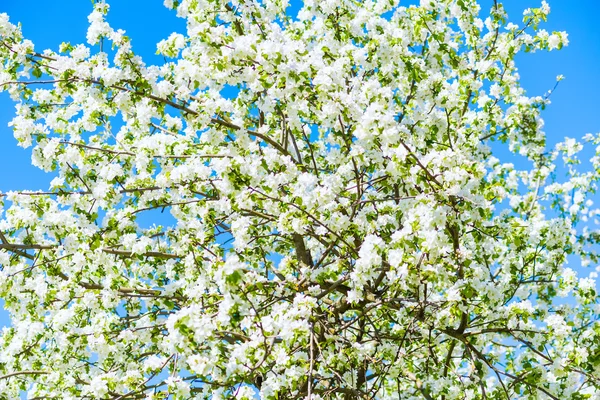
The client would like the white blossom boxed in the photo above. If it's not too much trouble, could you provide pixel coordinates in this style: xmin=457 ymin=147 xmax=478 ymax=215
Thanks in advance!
xmin=0 ymin=1 xmax=597 ymax=399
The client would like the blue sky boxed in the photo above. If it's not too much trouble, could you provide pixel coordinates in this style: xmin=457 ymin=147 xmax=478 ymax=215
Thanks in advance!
xmin=0 ymin=0 xmax=598 ymax=328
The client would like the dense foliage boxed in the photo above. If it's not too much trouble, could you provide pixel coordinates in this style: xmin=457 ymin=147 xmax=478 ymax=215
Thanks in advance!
xmin=0 ymin=0 xmax=598 ymax=398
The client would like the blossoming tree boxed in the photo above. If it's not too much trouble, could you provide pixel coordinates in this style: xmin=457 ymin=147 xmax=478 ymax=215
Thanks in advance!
xmin=0 ymin=0 xmax=598 ymax=398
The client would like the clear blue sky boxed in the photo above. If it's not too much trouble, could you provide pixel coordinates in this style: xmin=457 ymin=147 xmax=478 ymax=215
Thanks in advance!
xmin=0 ymin=0 xmax=598 ymax=326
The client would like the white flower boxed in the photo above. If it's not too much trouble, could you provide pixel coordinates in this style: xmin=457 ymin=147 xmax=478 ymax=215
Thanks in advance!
xmin=548 ymin=34 xmax=561 ymax=50
xmin=489 ymin=83 xmax=502 ymax=98
xmin=86 ymin=10 xmax=112 ymax=45
xmin=541 ymin=1 xmax=551 ymax=15
xmin=545 ymin=314 xmax=571 ymax=338
xmin=87 ymin=376 xmax=108 ymax=397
